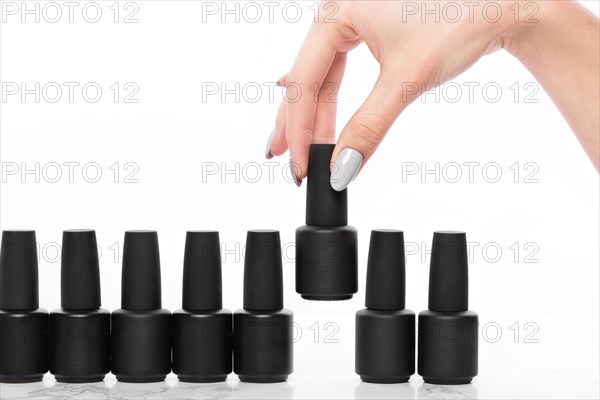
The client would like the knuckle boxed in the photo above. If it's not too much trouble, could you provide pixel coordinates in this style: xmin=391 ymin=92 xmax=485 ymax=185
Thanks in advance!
xmin=353 ymin=114 xmax=388 ymax=147
xmin=299 ymin=126 xmax=314 ymax=138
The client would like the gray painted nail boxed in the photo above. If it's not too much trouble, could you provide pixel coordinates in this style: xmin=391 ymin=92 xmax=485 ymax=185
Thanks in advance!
xmin=265 ymin=128 xmax=276 ymax=159
xmin=331 ymin=148 xmax=363 ymax=191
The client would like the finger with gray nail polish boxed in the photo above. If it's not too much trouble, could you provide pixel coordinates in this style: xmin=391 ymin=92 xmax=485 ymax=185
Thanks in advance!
xmin=331 ymin=148 xmax=363 ymax=191
xmin=265 ymin=128 xmax=276 ymax=159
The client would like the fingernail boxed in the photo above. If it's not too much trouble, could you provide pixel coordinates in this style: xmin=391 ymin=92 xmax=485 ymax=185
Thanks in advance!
xmin=331 ymin=148 xmax=363 ymax=192
xmin=265 ymin=128 xmax=276 ymax=159
xmin=289 ymin=155 xmax=301 ymax=187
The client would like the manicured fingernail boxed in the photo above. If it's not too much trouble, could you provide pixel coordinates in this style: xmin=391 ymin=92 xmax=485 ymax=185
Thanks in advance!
xmin=331 ymin=148 xmax=363 ymax=191
xmin=265 ymin=128 xmax=276 ymax=159
xmin=289 ymin=155 xmax=301 ymax=187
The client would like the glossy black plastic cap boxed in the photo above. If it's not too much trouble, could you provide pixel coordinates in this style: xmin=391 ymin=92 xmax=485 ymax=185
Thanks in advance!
xmin=428 ymin=231 xmax=468 ymax=312
xmin=0 ymin=230 xmax=39 ymax=310
xmin=121 ymin=230 xmax=162 ymax=311
xmin=243 ymin=230 xmax=283 ymax=311
xmin=182 ymin=231 xmax=222 ymax=311
xmin=306 ymin=144 xmax=348 ymax=226
xmin=365 ymin=230 xmax=406 ymax=310
xmin=61 ymin=229 xmax=101 ymax=309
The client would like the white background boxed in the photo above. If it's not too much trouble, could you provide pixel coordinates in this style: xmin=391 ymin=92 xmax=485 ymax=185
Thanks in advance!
xmin=1 ymin=1 xmax=599 ymax=399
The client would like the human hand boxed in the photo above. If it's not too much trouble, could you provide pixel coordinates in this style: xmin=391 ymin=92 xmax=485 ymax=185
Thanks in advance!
xmin=265 ymin=1 xmax=535 ymax=189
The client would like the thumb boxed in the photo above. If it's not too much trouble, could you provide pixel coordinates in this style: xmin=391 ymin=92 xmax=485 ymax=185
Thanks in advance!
xmin=330 ymin=66 xmax=418 ymax=191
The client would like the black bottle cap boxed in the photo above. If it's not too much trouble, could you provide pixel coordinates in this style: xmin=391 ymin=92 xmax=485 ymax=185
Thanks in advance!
xmin=365 ymin=229 xmax=406 ymax=310
xmin=243 ymin=230 xmax=283 ymax=311
xmin=121 ymin=230 xmax=162 ymax=311
xmin=306 ymin=144 xmax=348 ymax=226
xmin=182 ymin=230 xmax=223 ymax=311
xmin=428 ymin=231 xmax=469 ymax=312
xmin=61 ymin=229 xmax=101 ymax=309
xmin=0 ymin=230 xmax=39 ymax=310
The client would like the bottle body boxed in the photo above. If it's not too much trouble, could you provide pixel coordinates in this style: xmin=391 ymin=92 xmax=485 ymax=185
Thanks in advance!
xmin=110 ymin=308 xmax=171 ymax=382
xmin=355 ymin=309 xmax=415 ymax=383
xmin=0 ymin=308 xmax=48 ymax=383
xmin=295 ymin=225 xmax=358 ymax=300
xmin=418 ymin=310 xmax=478 ymax=384
xmin=233 ymin=308 xmax=293 ymax=383
xmin=49 ymin=308 xmax=110 ymax=382
xmin=172 ymin=308 xmax=232 ymax=382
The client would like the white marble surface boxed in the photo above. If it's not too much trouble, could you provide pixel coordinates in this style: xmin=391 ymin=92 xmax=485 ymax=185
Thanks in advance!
xmin=0 ymin=374 xmax=469 ymax=400
xmin=1 ymin=370 xmax=597 ymax=400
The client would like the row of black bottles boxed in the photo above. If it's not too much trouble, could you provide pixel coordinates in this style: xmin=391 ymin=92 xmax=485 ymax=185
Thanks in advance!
xmin=0 ymin=229 xmax=293 ymax=384
xmin=1 ymin=144 xmax=478 ymax=385
xmin=356 ymin=229 xmax=479 ymax=384
xmin=296 ymin=144 xmax=478 ymax=384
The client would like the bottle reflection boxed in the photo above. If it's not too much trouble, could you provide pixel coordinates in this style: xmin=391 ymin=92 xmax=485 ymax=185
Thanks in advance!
xmin=354 ymin=380 xmax=416 ymax=399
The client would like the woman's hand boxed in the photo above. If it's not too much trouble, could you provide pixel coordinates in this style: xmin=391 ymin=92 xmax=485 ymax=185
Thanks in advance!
xmin=265 ymin=1 xmax=599 ymax=189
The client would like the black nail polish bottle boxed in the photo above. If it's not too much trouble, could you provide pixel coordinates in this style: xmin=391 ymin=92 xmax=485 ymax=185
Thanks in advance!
xmin=173 ymin=231 xmax=232 ymax=383
xmin=356 ymin=230 xmax=415 ymax=383
xmin=0 ymin=230 xmax=48 ymax=383
xmin=234 ymin=230 xmax=293 ymax=383
xmin=49 ymin=229 xmax=110 ymax=383
xmin=111 ymin=230 xmax=171 ymax=383
xmin=296 ymin=144 xmax=358 ymax=300
xmin=418 ymin=231 xmax=478 ymax=384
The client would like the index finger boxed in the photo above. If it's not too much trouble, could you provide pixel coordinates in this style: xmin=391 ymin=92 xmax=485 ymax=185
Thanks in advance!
xmin=286 ymin=23 xmax=338 ymax=183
